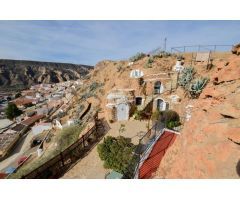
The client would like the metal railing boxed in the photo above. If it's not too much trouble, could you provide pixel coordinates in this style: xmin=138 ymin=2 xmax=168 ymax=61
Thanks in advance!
xmin=171 ymin=44 xmax=233 ymax=53
xmin=127 ymin=122 xmax=165 ymax=179
xmin=21 ymin=118 xmax=105 ymax=179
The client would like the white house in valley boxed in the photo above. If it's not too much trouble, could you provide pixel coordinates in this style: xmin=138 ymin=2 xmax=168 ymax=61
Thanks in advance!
xmin=32 ymin=123 xmax=52 ymax=136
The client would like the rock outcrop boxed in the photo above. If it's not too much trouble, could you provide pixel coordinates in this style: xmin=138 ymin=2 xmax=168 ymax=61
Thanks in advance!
xmin=155 ymin=54 xmax=240 ymax=178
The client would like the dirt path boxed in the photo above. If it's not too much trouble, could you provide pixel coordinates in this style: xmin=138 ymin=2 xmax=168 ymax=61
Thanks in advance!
xmin=62 ymin=119 xmax=149 ymax=179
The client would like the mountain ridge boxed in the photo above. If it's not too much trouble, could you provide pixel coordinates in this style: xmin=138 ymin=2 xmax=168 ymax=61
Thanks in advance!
xmin=0 ymin=59 xmax=93 ymax=91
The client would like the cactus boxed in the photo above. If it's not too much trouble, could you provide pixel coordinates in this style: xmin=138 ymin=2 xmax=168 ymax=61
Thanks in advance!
xmin=178 ymin=66 xmax=196 ymax=89
xmin=188 ymin=77 xmax=209 ymax=98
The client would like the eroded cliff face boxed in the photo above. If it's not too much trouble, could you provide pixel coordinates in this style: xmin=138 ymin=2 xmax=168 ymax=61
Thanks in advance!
xmin=155 ymin=55 xmax=240 ymax=178
xmin=0 ymin=59 xmax=93 ymax=91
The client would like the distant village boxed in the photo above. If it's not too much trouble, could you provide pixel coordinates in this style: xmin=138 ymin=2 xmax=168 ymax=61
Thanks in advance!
xmin=0 ymin=80 xmax=83 ymax=162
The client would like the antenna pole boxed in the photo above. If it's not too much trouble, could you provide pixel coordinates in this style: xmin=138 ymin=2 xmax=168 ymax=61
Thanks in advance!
xmin=164 ymin=37 xmax=167 ymax=52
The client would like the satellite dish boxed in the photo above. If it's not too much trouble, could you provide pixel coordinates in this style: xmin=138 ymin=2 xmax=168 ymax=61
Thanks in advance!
xmin=130 ymin=69 xmax=144 ymax=78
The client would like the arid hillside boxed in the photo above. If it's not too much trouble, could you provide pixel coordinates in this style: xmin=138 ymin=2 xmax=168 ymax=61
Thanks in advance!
xmin=0 ymin=59 xmax=93 ymax=91
xmin=155 ymin=54 xmax=240 ymax=178
xmin=84 ymin=51 xmax=240 ymax=178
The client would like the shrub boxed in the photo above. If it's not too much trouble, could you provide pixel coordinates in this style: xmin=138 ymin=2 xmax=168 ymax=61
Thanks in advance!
xmin=129 ymin=52 xmax=145 ymax=62
xmin=144 ymin=57 xmax=154 ymax=68
xmin=166 ymin=121 xmax=181 ymax=130
xmin=133 ymin=110 xmax=142 ymax=120
xmin=178 ymin=66 xmax=196 ymax=89
xmin=5 ymin=103 xmax=22 ymax=120
xmin=188 ymin=77 xmax=209 ymax=98
xmin=158 ymin=51 xmax=172 ymax=58
xmin=158 ymin=110 xmax=181 ymax=130
xmin=160 ymin=110 xmax=180 ymax=123
xmin=97 ymin=136 xmax=137 ymax=176
xmin=153 ymin=54 xmax=163 ymax=59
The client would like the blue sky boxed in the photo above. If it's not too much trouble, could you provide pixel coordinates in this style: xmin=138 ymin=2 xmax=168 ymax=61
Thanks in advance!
xmin=0 ymin=21 xmax=239 ymax=65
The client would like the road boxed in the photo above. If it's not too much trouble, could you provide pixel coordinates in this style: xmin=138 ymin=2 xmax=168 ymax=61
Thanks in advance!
xmin=0 ymin=131 xmax=36 ymax=172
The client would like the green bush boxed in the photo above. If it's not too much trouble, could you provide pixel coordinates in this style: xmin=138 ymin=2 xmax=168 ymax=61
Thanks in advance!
xmin=97 ymin=136 xmax=137 ymax=176
xmin=5 ymin=103 xmax=22 ymax=120
xmin=160 ymin=110 xmax=180 ymax=122
xmin=129 ymin=52 xmax=145 ymax=62
xmin=133 ymin=109 xmax=146 ymax=120
xmin=166 ymin=120 xmax=181 ymax=130
xmin=188 ymin=77 xmax=209 ymax=98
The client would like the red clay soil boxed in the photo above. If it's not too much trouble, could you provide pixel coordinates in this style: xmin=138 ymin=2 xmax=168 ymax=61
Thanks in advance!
xmin=139 ymin=131 xmax=177 ymax=179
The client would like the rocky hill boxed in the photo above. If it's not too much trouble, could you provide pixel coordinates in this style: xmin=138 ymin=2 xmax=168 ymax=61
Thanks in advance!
xmin=0 ymin=59 xmax=93 ymax=91
xmin=155 ymin=54 xmax=240 ymax=178
xmin=83 ymin=51 xmax=240 ymax=178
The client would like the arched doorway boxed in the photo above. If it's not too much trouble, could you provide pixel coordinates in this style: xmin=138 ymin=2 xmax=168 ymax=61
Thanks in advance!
xmin=154 ymin=81 xmax=161 ymax=94
xmin=156 ymin=98 xmax=169 ymax=111
xmin=116 ymin=103 xmax=129 ymax=121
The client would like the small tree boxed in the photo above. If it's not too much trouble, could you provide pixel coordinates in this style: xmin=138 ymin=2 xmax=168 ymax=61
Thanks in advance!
xmin=5 ymin=103 xmax=22 ymax=120
xmin=97 ymin=136 xmax=137 ymax=177
xmin=160 ymin=110 xmax=181 ymax=130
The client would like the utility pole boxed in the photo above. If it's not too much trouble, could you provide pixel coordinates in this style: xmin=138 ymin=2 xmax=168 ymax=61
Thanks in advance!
xmin=164 ymin=37 xmax=167 ymax=52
